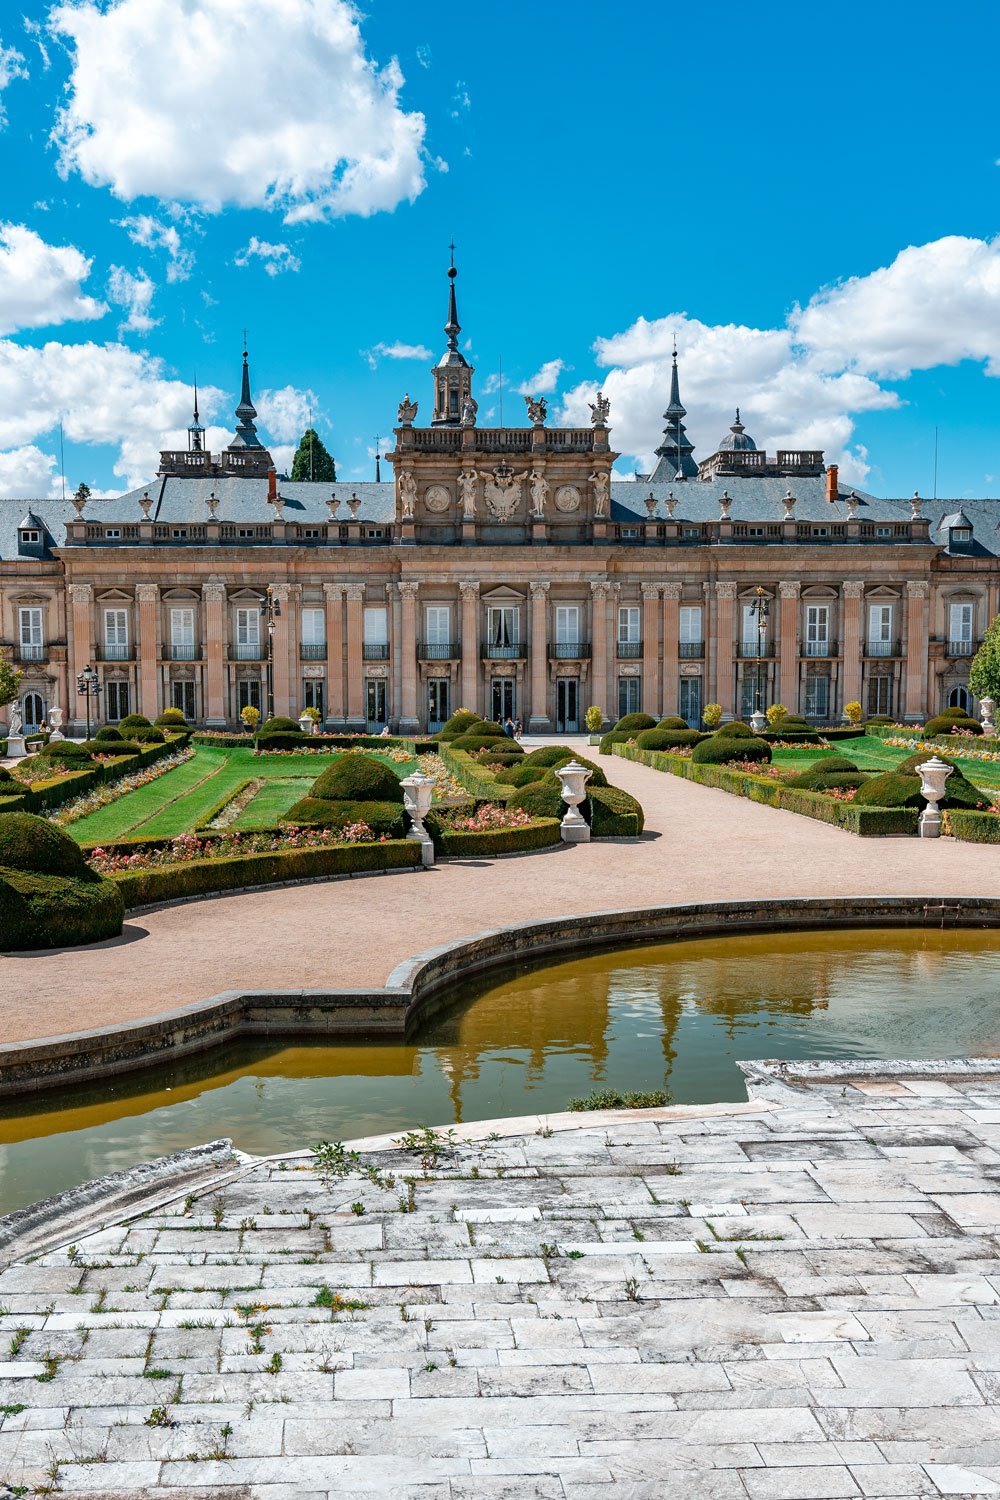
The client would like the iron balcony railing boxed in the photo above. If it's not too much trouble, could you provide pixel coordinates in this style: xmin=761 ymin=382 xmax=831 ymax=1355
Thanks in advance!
xmin=482 ymin=641 xmax=526 ymax=659
xmin=417 ymin=641 xmax=459 ymax=659
xmin=548 ymin=641 xmax=591 ymax=659
xmin=18 ymin=643 xmax=44 ymax=661
xmin=864 ymin=639 xmax=901 ymax=658
xmin=616 ymin=640 xmax=642 ymax=658
xmin=300 ymin=643 xmax=327 ymax=660
xmin=362 ymin=643 xmax=390 ymax=660
xmin=678 ymin=641 xmax=704 ymax=659
xmin=169 ymin=644 xmax=199 ymax=660
xmin=736 ymin=642 xmax=776 ymax=658
xmin=948 ymin=639 xmax=976 ymax=657
xmin=98 ymin=643 xmax=135 ymax=661
xmin=803 ymin=640 xmax=839 ymax=658
xmin=230 ymin=642 xmax=264 ymax=661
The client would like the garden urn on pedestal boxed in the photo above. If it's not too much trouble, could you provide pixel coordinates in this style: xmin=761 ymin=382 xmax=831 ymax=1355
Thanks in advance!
xmin=916 ymin=756 xmax=953 ymax=838
xmin=298 ymin=712 xmax=315 ymax=737
xmin=48 ymin=706 xmax=64 ymax=742
xmin=981 ymin=698 xmax=996 ymax=737
xmin=400 ymin=770 xmax=435 ymax=866
xmin=749 ymin=710 xmax=767 ymax=734
xmin=554 ymin=760 xmax=593 ymax=843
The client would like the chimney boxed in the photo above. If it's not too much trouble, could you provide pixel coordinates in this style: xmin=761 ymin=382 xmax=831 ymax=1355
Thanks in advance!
xmin=826 ymin=463 xmax=839 ymax=503
xmin=267 ymin=467 xmax=277 ymax=502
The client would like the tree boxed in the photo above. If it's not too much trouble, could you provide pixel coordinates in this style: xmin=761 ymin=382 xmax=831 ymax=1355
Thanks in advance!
xmin=970 ymin=613 xmax=1000 ymax=704
xmin=75 ymin=482 xmax=91 ymax=502
xmin=0 ymin=652 xmax=22 ymax=713
xmin=290 ymin=428 xmax=336 ymax=483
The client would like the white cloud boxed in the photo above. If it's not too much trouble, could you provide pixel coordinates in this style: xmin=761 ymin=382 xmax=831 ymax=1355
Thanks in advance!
xmin=234 ymin=237 xmax=301 ymax=276
xmin=559 ymin=235 xmax=1000 ymax=486
xmin=0 ymin=223 xmax=107 ymax=336
xmin=107 ymin=266 xmax=158 ymax=333
xmin=255 ymin=385 xmax=317 ymax=443
xmin=516 ymin=358 xmax=564 ymax=396
xmin=0 ymin=444 xmax=60 ymax=499
xmin=120 ymin=214 xmax=194 ymax=282
xmin=362 ymin=339 xmax=433 ymax=369
xmin=49 ymin=0 xmax=429 ymax=223
xmin=0 ymin=40 xmax=28 ymax=126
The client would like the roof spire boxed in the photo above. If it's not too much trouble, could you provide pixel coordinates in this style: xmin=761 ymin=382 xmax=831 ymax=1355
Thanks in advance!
xmin=445 ymin=240 xmax=460 ymax=352
xmin=650 ymin=339 xmax=698 ymax=482
xmin=430 ymin=242 xmax=474 ymax=428
xmin=231 ymin=342 xmax=264 ymax=450
xmin=188 ymin=378 xmax=204 ymax=452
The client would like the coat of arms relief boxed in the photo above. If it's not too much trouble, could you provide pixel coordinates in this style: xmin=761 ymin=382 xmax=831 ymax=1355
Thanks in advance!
xmin=483 ymin=466 xmax=523 ymax=521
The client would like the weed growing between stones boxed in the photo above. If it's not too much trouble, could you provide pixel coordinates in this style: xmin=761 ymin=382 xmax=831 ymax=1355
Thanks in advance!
xmin=567 ymin=1087 xmax=671 ymax=1111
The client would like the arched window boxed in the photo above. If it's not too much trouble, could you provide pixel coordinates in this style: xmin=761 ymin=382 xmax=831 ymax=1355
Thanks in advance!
xmin=22 ymin=691 xmax=45 ymax=728
xmin=948 ymin=685 xmax=971 ymax=712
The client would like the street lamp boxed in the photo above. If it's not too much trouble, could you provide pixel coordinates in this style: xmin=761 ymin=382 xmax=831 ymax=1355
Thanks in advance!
xmin=749 ymin=586 xmax=770 ymax=716
xmin=76 ymin=663 xmax=102 ymax=740
xmin=260 ymin=586 xmax=281 ymax=722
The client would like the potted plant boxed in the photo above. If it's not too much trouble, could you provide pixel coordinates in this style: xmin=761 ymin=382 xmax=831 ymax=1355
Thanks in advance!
xmin=584 ymin=704 xmax=604 ymax=744
xmin=703 ymin=702 xmax=723 ymax=730
xmin=240 ymin=703 xmax=260 ymax=748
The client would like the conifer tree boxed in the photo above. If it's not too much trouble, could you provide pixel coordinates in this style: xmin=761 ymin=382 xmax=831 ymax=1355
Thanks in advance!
xmin=970 ymin=612 xmax=1000 ymax=703
xmin=290 ymin=428 xmax=336 ymax=482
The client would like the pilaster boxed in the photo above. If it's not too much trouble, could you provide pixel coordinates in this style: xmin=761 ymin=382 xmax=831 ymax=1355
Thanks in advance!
xmin=323 ymin=584 xmax=345 ymax=726
xmin=529 ymin=580 xmax=551 ymax=730
xmin=459 ymin=581 xmax=479 ymax=716
xmin=270 ymin=583 xmax=291 ymax=718
xmin=714 ymin=581 xmax=737 ymax=716
xmin=399 ymin=580 xmax=420 ymax=731
xmin=68 ymin=583 xmax=93 ymax=733
xmin=201 ymin=581 xmax=227 ymax=726
xmin=661 ymin=582 xmax=681 ymax=720
xmin=641 ymin=583 xmax=660 ymax=720
xmin=778 ymin=580 xmax=800 ymax=712
xmin=906 ymin=580 xmax=929 ymax=720
xmin=590 ymin=581 xmax=610 ymax=725
xmin=135 ymin=584 xmax=160 ymax=721
xmin=841 ymin=581 xmax=864 ymax=714
xmin=345 ymin=584 xmax=365 ymax=728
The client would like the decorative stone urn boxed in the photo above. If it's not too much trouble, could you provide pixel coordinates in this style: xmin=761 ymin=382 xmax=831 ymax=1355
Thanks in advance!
xmin=400 ymin=770 xmax=435 ymax=866
xmin=981 ymin=698 xmax=996 ymax=738
xmin=554 ymin=760 xmax=593 ymax=844
xmin=298 ymin=711 xmax=315 ymax=737
xmin=749 ymin=710 xmax=767 ymax=733
xmin=48 ymin=705 xmax=64 ymax=742
xmin=916 ymin=755 xmax=953 ymax=839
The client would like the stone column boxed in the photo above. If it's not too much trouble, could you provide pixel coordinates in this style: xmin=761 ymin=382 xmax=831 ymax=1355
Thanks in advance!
xmin=269 ymin=583 xmax=291 ymax=718
xmin=641 ymin=582 xmax=660 ymax=720
xmin=906 ymin=580 xmax=929 ymax=720
xmin=778 ymin=581 xmax=800 ymax=713
xmin=714 ymin=581 xmax=737 ymax=717
xmin=135 ymin=584 xmax=160 ymax=721
xmin=460 ymin=580 xmax=480 ymax=716
xmin=345 ymin=583 xmax=365 ymax=729
xmin=68 ymin=583 xmax=93 ymax=734
xmin=201 ymin=581 xmax=227 ymax=727
xmin=399 ymin=580 xmax=420 ymax=732
xmin=323 ymin=584 xmax=344 ymax=726
xmin=841 ymin=581 xmax=864 ymax=716
xmin=661 ymin=582 xmax=681 ymax=720
xmin=529 ymin=580 xmax=551 ymax=731
xmin=590 ymin=581 xmax=610 ymax=725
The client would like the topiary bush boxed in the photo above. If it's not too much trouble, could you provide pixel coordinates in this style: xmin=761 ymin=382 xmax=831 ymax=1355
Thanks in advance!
xmin=635 ymin=728 xmax=702 ymax=751
xmin=0 ymin=811 xmax=90 ymax=878
xmin=309 ymin=754 xmax=404 ymax=803
xmin=0 ymin=867 xmax=125 ymax=951
xmin=782 ymin=771 xmax=868 ymax=791
xmin=0 ymin=768 xmax=24 ymax=796
xmin=154 ymin=708 xmax=189 ymax=728
xmin=539 ymin=754 xmax=608 ymax=789
xmin=853 ymin=773 xmax=925 ymax=809
xmin=81 ymin=740 xmax=141 ymax=756
xmin=260 ymin=716 xmax=300 ymax=733
xmin=925 ymin=713 xmax=983 ymax=736
xmin=692 ymin=734 xmax=772 ymax=766
xmin=120 ymin=714 xmax=152 ymax=731
xmin=613 ymin=713 xmax=657 ymax=734
xmin=589 ymin=785 xmax=645 ymax=836
xmin=598 ymin=731 xmax=632 ymax=755
xmin=282 ymin=797 xmax=405 ymax=837
xmin=716 ymin=720 xmax=755 ymax=737
xmin=505 ymin=782 xmax=564 ymax=821
xmin=132 ymin=726 xmax=166 ymax=744
xmin=439 ymin=709 xmax=482 ymax=738
xmin=451 ymin=733 xmax=518 ymax=752
xmin=471 ymin=720 xmax=510 ymax=738
xmin=522 ymin=745 xmax=582 ymax=767
xmin=657 ymin=716 xmax=689 ymax=731
xmin=809 ymin=756 xmax=859 ymax=773
xmin=39 ymin=739 xmax=92 ymax=761
xmin=95 ymin=726 xmax=124 ymax=742
xmin=494 ymin=765 xmax=547 ymax=787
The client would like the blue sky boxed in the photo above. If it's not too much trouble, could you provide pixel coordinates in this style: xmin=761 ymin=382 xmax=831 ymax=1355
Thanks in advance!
xmin=1 ymin=0 xmax=999 ymax=498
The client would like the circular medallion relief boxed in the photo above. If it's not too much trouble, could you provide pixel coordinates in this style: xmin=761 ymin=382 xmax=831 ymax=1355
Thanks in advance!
xmin=554 ymin=484 xmax=581 ymax=513
xmin=423 ymin=484 xmax=451 ymax=513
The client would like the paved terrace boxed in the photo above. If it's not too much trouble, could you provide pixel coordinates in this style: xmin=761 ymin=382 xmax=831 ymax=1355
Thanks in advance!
xmin=2 ymin=741 xmax=999 ymax=1046
xmin=4 ymin=1067 xmax=1000 ymax=1494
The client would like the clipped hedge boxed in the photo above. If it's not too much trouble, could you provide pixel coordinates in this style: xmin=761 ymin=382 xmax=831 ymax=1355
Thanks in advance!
xmin=4 ymin=734 xmax=189 ymax=814
xmin=692 ymin=734 xmax=772 ymax=766
xmin=1 ymin=867 xmax=125 ymax=951
xmin=589 ymin=785 xmax=644 ymax=836
xmin=495 ymin=764 xmax=547 ymax=787
xmin=504 ymin=782 xmax=564 ymax=820
xmin=613 ymin=712 xmax=657 ymax=733
xmin=598 ymin=731 xmax=632 ymax=755
xmin=439 ymin=709 xmax=481 ymax=738
xmin=310 ymin=754 xmax=403 ymax=803
xmin=423 ymin=812 xmax=561 ymax=857
xmin=120 ymin=714 xmax=153 ymax=731
xmin=451 ymin=732 xmax=519 ymax=752
xmin=539 ymin=754 xmax=608 ymax=789
xmin=657 ymin=716 xmax=689 ymax=731
xmin=615 ymin=743 xmax=919 ymax=837
xmin=194 ymin=778 xmax=257 ymax=829
xmin=282 ymin=798 xmax=406 ymax=837
xmin=717 ymin=721 xmax=755 ymax=737
xmin=110 ymin=838 xmax=421 ymax=908
xmin=522 ymin=745 xmax=581 ymax=767
xmin=944 ymin=810 xmax=1000 ymax=843
xmin=437 ymin=743 xmax=509 ymax=800
xmin=635 ymin=728 xmax=703 ymax=751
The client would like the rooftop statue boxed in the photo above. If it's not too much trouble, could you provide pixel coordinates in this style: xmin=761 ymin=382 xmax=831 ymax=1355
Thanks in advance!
xmin=524 ymin=395 xmax=547 ymax=426
xmin=397 ymin=393 xmax=418 ymax=425
xmin=589 ymin=391 xmax=610 ymax=427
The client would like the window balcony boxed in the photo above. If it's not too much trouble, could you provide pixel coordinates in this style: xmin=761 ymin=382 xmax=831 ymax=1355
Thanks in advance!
xmin=300 ymin=643 xmax=327 ymax=660
xmin=98 ymin=643 xmax=135 ymax=661
xmin=803 ymin=640 xmax=839 ymax=658
xmin=229 ymin=642 xmax=264 ymax=661
xmin=362 ymin=643 xmax=390 ymax=661
xmin=616 ymin=640 xmax=642 ymax=658
xmin=169 ymin=644 xmax=200 ymax=661
xmin=736 ymin=642 xmax=776 ymax=658
xmin=948 ymin=639 xmax=977 ymax=657
xmin=18 ymin=643 xmax=45 ymax=662
xmin=482 ymin=641 xmax=526 ymax=660
xmin=549 ymin=641 xmax=591 ymax=659
xmin=864 ymin=639 xmax=901 ymax=658
xmin=417 ymin=641 xmax=459 ymax=660
xmin=678 ymin=641 xmax=704 ymax=659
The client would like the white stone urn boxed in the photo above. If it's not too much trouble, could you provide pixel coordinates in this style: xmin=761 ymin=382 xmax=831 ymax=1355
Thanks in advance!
xmin=400 ymin=769 xmax=435 ymax=865
xmin=916 ymin=755 xmax=953 ymax=839
xmin=554 ymin=759 xmax=593 ymax=843
xmin=298 ymin=711 xmax=315 ymax=737
xmin=981 ymin=698 xmax=996 ymax=738
xmin=749 ymin=710 xmax=767 ymax=734
xmin=48 ymin=705 xmax=64 ymax=742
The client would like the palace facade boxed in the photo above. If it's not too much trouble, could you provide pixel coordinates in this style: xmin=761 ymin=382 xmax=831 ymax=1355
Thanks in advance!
xmin=1 ymin=263 xmax=997 ymax=736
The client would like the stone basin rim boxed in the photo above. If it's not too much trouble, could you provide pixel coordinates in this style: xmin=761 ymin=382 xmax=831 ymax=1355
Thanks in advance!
xmin=0 ymin=892 xmax=997 ymax=1098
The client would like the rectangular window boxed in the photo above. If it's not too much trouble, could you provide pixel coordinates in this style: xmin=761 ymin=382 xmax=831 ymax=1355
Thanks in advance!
xmin=237 ymin=680 xmax=261 ymax=714
xmin=425 ymin=606 xmax=450 ymax=644
xmin=19 ymin=607 xmax=42 ymax=653
xmin=868 ymin=676 xmax=893 ymax=716
xmin=363 ymin=606 xmax=388 ymax=644
xmin=170 ymin=608 xmax=194 ymax=646
xmin=171 ymin=680 xmax=196 ymax=719
xmin=617 ymin=676 xmax=641 ymax=718
xmin=105 ymin=528 xmax=121 ymax=539
xmin=105 ymin=681 xmax=130 ymax=721
xmin=171 ymin=528 xmax=188 ymax=539
xmin=487 ymin=607 xmax=518 ymax=646
xmin=555 ymin=605 xmax=579 ymax=644
xmin=104 ymin=608 xmax=128 ymax=646
xmin=301 ymin=608 xmax=325 ymax=645
xmin=427 ymin=678 xmax=449 ymax=727
xmin=236 ymin=607 xmax=259 ymax=645
xmin=679 ymin=606 xmax=702 ymax=643
xmin=302 ymin=680 xmax=324 ymax=718
xmin=950 ymin=602 xmax=974 ymax=643
xmin=366 ymin=678 xmax=387 ymax=725
xmin=868 ymin=604 xmax=893 ymax=654
xmin=804 ymin=676 xmax=830 ymax=717
xmin=805 ymin=604 xmax=829 ymax=657
xmin=618 ymin=607 xmax=640 ymax=643
xmin=679 ymin=677 xmax=702 ymax=727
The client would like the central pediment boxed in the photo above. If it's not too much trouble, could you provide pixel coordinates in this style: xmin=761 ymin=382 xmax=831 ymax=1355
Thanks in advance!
xmin=480 ymin=585 xmax=526 ymax=602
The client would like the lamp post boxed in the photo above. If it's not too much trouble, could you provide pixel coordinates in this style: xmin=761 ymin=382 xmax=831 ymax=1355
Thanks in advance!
xmin=260 ymin=585 xmax=281 ymax=723
xmin=76 ymin=663 xmax=102 ymax=740
xmin=749 ymin=586 xmax=770 ymax=722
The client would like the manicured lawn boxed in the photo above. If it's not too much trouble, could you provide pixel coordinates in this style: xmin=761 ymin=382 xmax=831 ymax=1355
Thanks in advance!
xmin=68 ymin=748 xmax=230 ymax=842
xmin=770 ymin=734 xmax=1000 ymax=789
xmin=230 ymin=777 xmax=314 ymax=828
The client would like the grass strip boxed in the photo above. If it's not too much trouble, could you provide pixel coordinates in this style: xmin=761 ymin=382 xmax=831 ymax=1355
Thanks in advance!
xmin=231 ymin=778 xmax=314 ymax=827
xmin=66 ymin=750 xmax=226 ymax=843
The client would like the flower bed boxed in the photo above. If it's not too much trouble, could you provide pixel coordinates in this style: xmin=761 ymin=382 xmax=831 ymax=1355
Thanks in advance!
xmin=88 ymin=824 xmax=385 ymax=876
xmin=883 ymin=735 xmax=1000 ymax=764
xmin=424 ymin=808 xmax=561 ymax=857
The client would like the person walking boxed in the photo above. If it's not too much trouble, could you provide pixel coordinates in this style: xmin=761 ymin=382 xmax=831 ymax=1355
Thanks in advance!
xmin=514 ymin=716 xmax=523 ymax=741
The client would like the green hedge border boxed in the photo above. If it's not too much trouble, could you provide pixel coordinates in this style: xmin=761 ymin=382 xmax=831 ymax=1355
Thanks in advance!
xmin=943 ymin=809 xmax=1000 ymax=843
xmin=437 ymin=744 xmax=511 ymax=801
xmin=614 ymin=743 xmax=917 ymax=837
xmin=111 ymin=837 xmax=421 ymax=908
xmin=424 ymin=812 xmax=561 ymax=856
xmin=190 ymin=732 xmax=438 ymax=753
xmin=2 ymin=734 xmax=191 ymax=815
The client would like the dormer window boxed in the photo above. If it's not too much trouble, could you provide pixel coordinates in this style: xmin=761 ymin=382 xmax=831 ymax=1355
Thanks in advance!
xmin=20 ymin=529 xmax=40 ymax=544
xmin=105 ymin=528 xmax=121 ymax=539
xmin=951 ymin=527 xmax=972 ymax=543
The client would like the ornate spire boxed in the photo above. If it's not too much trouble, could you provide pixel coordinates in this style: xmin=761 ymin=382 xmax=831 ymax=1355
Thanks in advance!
xmin=231 ymin=344 xmax=264 ymax=450
xmin=445 ymin=240 xmax=460 ymax=352
xmin=187 ymin=379 xmax=204 ymax=452
xmin=431 ymin=243 xmax=474 ymax=428
xmin=650 ymin=342 xmax=698 ymax=482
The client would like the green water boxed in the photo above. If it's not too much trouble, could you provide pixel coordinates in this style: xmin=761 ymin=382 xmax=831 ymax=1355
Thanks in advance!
xmin=3 ymin=926 xmax=1000 ymax=1213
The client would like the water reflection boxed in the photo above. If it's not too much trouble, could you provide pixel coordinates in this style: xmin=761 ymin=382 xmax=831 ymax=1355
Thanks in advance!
xmin=2 ymin=928 xmax=999 ymax=1213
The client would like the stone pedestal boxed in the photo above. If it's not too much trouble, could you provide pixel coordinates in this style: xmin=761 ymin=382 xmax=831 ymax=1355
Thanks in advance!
xmin=461 ymin=522 xmax=477 ymax=545
xmin=5 ymin=734 xmax=27 ymax=758
xmin=531 ymin=522 xmax=547 ymax=545
xmin=555 ymin=760 xmax=592 ymax=844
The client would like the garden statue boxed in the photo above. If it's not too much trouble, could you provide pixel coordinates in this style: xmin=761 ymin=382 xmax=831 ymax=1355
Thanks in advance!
xmin=461 ymin=394 xmax=478 ymax=427
xmin=397 ymin=393 xmax=418 ymax=425
xmin=916 ymin=756 xmax=953 ymax=838
xmin=528 ymin=470 xmax=549 ymax=519
xmin=5 ymin=699 xmax=26 ymax=758
xmin=554 ymin=760 xmax=593 ymax=843
xmin=400 ymin=770 xmax=435 ymax=866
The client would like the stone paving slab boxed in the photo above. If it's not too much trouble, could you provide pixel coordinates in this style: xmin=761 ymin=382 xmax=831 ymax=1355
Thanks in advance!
xmin=9 ymin=1077 xmax=1000 ymax=1493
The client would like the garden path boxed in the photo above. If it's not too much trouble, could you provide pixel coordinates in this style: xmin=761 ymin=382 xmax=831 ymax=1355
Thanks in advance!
xmin=2 ymin=737 xmax=998 ymax=1045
